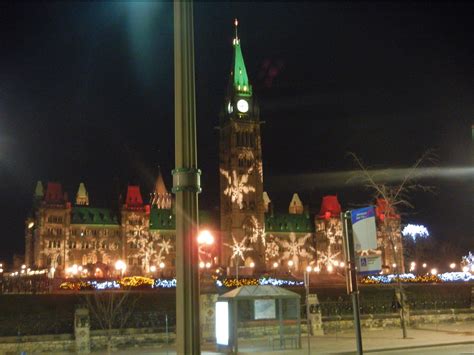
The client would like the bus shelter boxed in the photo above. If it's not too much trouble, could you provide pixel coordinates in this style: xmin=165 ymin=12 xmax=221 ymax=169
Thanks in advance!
xmin=216 ymin=285 xmax=301 ymax=353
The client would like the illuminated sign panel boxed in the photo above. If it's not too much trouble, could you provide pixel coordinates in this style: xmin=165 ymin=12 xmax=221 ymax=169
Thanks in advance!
xmin=351 ymin=207 xmax=381 ymax=274
xmin=215 ymin=301 xmax=229 ymax=346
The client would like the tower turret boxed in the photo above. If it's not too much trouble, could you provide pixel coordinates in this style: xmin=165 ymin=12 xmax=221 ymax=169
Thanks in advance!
xmin=150 ymin=168 xmax=172 ymax=209
xmin=219 ymin=19 xmax=265 ymax=270
xmin=75 ymin=182 xmax=89 ymax=206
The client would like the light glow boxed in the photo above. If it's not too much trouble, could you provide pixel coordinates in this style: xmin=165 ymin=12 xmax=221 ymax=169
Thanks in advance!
xmin=197 ymin=230 xmax=214 ymax=245
xmin=402 ymin=224 xmax=429 ymax=241
xmin=216 ymin=302 xmax=229 ymax=346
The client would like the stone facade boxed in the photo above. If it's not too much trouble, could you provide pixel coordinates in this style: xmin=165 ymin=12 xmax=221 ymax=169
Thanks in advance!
xmin=25 ymin=175 xmax=178 ymax=277
xmin=24 ymin=25 xmax=403 ymax=277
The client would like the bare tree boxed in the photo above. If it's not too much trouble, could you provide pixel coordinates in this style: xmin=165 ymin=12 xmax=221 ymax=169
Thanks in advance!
xmin=84 ymin=291 xmax=139 ymax=353
xmin=348 ymin=150 xmax=436 ymax=339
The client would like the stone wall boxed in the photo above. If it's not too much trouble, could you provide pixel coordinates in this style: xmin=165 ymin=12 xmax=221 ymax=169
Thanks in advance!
xmin=322 ymin=308 xmax=474 ymax=333
xmin=0 ymin=334 xmax=75 ymax=353
xmin=89 ymin=328 xmax=174 ymax=351
xmin=0 ymin=328 xmax=175 ymax=354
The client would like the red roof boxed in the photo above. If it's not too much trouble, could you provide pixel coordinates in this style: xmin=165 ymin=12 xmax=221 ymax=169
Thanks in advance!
xmin=318 ymin=195 xmax=341 ymax=218
xmin=44 ymin=182 xmax=64 ymax=203
xmin=125 ymin=185 xmax=143 ymax=207
xmin=375 ymin=198 xmax=400 ymax=220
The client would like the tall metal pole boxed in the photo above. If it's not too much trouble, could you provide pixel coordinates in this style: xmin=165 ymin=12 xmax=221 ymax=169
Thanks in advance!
xmin=342 ymin=211 xmax=363 ymax=355
xmin=173 ymin=1 xmax=201 ymax=354
xmin=304 ymin=271 xmax=311 ymax=355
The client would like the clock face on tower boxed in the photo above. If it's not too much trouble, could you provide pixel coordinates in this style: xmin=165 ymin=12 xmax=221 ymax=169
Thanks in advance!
xmin=236 ymin=99 xmax=249 ymax=113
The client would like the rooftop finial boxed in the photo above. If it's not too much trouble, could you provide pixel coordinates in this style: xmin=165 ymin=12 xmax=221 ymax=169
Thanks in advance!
xmin=234 ymin=18 xmax=239 ymax=43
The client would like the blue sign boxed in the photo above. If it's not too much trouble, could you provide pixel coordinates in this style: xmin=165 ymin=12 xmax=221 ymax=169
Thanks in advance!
xmin=351 ymin=206 xmax=381 ymax=274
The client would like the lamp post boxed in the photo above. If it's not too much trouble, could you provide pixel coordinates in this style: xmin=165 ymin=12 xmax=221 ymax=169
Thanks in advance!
xmin=173 ymin=2 xmax=201 ymax=352
xmin=304 ymin=266 xmax=312 ymax=355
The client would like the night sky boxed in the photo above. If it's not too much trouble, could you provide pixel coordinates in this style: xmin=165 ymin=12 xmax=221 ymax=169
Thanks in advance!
xmin=0 ymin=2 xmax=472 ymax=263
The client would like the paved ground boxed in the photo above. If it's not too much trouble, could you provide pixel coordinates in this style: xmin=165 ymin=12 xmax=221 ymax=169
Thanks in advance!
xmin=379 ymin=343 xmax=474 ymax=355
xmin=95 ymin=321 xmax=474 ymax=354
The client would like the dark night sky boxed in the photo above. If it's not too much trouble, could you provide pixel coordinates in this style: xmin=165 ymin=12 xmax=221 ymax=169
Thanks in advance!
xmin=0 ymin=2 xmax=472 ymax=263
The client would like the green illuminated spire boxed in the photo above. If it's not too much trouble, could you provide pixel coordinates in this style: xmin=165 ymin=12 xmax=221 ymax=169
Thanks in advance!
xmin=231 ymin=19 xmax=252 ymax=96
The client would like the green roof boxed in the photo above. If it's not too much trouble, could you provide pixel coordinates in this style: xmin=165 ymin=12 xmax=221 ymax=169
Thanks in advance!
xmin=150 ymin=208 xmax=175 ymax=230
xmin=265 ymin=213 xmax=314 ymax=233
xmin=232 ymin=39 xmax=252 ymax=96
xmin=71 ymin=207 xmax=119 ymax=226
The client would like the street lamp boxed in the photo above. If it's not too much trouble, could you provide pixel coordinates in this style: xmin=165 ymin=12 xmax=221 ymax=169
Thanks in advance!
xmin=115 ymin=260 xmax=126 ymax=278
xmin=197 ymin=230 xmax=214 ymax=245
xmin=304 ymin=266 xmax=312 ymax=354
xmin=150 ymin=265 xmax=157 ymax=273
xmin=449 ymin=263 xmax=456 ymax=270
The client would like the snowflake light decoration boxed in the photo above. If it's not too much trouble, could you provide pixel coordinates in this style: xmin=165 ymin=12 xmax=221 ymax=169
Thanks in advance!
xmin=220 ymin=168 xmax=256 ymax=209
xmin=279 ymin=233 xmax=312 ymax=270
xmin=265 ymin=240 xmax=280 ymax=260
xmin=132 ymin=225 xmax=146 ymax=237
xmin=156 ymin=237 xmax=173 ymax=259
xmin=246 ymin=216 xmax=266 ymax=246
xmin=317 ymin=248 xmax=341 ymax=269
xmin=224 ymin=236 xmax=253 ymax=261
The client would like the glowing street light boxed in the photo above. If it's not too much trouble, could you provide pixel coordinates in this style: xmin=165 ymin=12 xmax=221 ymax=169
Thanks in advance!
xmin=197 ymin=230 xmax=214 ymax=245
xmin=314 ymin=266 xmax=320 ymax=273
xmin=422 ymin=263 xmax=427 ymax=268
xmin=115 ymin=260 xmax=126 ymax=277
xmin=449 ymin=263 xmax=456 ymax=270
xmin=249 ymin=262 xmax=255 ymax=268
xmin=273 ymin=262 xmax=279 ymax=269
xmin=199 ymin=261 xmax=205 ymax=269
xmin=327 ymin=264 xmax=334 ymax=273
xmin=150 ymin=265 xmax=157 ymax=273
xmin=159 ymin=262 xmax=165 ymax=269
xmin=288 ymin=260 xmax=294 ymax=267
xmin=462 ymin=266 xmax=469 ymax=273
xmin=430 ymin=268 xmax=438 ymax=276
xmin=205 ymin=262 xmax=211 ymax=269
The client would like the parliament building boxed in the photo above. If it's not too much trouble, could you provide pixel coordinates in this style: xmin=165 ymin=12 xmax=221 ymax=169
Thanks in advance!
xmin=24 ymin=23 xmax=403 ymax=277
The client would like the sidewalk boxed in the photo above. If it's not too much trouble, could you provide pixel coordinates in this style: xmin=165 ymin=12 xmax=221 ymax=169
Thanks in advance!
xmin=97 ymin=322 xmax=474 ymax=354
xmin=231 ymin=322 xmax=474 ymax=354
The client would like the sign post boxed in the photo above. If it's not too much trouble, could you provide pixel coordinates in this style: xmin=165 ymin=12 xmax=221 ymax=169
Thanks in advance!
xmin=341 ymin=206 xmax=379 ymax=355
